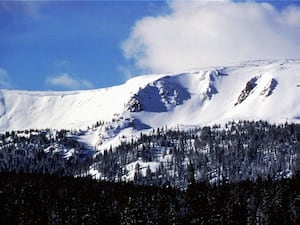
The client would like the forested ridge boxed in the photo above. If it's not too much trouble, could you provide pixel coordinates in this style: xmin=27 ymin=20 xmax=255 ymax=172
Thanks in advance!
xmin=0 ymin=129 xmax=92 ymax=176
xmin=0 ymin=121 xmax=296 ymax=188
xmin=93 ymin=120 xmax=296 ymax=188
xmin=0 ymin=120 xmax=298 ymax=224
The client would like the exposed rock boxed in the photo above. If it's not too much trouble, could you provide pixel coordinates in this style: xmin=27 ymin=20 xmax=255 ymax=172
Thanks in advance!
xmin=260 ymin=78 xmax=278 ymax=97
xmin=235 ymin=77 xmax=258 ymax=105
xmin=125 ymin=76 xmax=190 ymax=113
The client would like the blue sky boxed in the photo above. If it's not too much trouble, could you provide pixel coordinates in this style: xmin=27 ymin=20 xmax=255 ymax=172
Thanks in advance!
xmin=0 ymin=0 xmax=299 ymax=91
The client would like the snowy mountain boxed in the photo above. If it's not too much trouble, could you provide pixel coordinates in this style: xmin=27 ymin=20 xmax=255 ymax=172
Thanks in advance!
xmin=0 ymin=59 xmax=299 ymax=148
xmin=0 ymin=59 xmax=299 ymax=185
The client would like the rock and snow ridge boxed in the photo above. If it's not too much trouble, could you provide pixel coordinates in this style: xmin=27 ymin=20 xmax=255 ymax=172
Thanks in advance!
xmin=0 ymin=59 xmax=299 ymax=150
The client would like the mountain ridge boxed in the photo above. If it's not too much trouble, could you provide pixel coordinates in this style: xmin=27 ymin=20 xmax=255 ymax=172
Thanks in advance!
xmin=0 ymin=59 xmax=299 ymax=140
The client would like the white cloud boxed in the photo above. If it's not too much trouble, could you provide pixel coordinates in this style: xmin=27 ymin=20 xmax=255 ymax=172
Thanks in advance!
xmin=46 ymin=73 xmax=94 ymax=90
xmin=0 ymin=68 xmax=11 ymax=88
xmin=122 ymin=0 xmax=300 ymax=73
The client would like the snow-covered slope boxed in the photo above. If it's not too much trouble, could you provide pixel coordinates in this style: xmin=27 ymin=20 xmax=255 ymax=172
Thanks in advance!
xmin=0 ymin=60 xmax=299 ymax=145
xmin=0 ymin=73 xmax=164 ymax=131
xmin=132 ymin=59 xmax=300 ymax=128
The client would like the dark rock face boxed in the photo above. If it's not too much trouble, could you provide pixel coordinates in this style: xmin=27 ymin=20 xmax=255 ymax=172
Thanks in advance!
xmin=260 ymin=78 xmax=278 ymax=97
xmin=126 ymin=77 xmax=191 ymax=113
xmin=235 ymin=77 xmax=258 ymax=105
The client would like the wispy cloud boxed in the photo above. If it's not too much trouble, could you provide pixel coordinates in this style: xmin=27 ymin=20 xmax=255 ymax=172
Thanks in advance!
xmin=45 ymin=73 xmax=94 ymax=90
xmin=0 ymin=0 xmax=47 ymax=19
xmin=0 ymin=68 xmax=11 ymax=89
xmin=53 ymin=60 xmax=70 ymax=68
xmin=118 ymin=65 xmax=135 ymax=81
xmin=122 ymin=0 xmax=300 ymax=73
